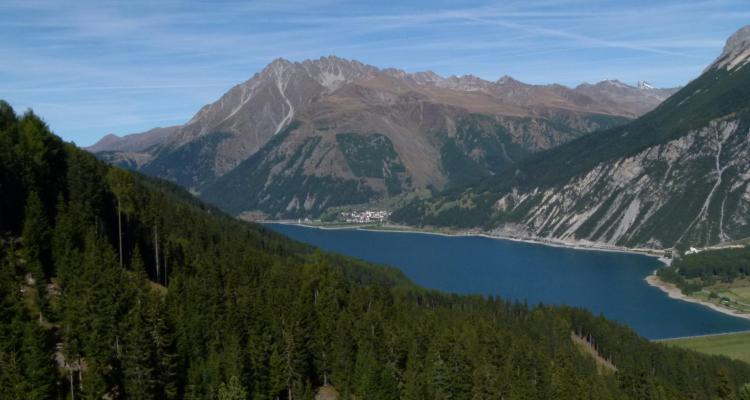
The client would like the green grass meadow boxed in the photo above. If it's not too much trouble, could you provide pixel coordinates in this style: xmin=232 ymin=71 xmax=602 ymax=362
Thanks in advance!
xmin=663 ymin=332 xmax=750 ymax=364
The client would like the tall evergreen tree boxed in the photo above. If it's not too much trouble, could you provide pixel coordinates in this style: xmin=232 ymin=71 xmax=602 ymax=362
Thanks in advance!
xmin=20 ymin=321 xmax=55 ymax=400
xmin=218 ymin=376 xmax=247 ymax=400
xmin=106 ymin=168 xmax=135 ymax=267
xmin=21 ymin=191 xmax=50 ymax=278
xmin=122 ymin=297 xmax=156 ymax=400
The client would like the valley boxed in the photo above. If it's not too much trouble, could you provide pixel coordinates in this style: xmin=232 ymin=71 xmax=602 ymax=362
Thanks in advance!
xmin=5 ymin=2 xmax=750 ymax=397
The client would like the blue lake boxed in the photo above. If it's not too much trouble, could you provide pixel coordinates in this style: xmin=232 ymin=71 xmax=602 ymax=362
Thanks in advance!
xmin=267 ymin=223 xmax=750 ymax=339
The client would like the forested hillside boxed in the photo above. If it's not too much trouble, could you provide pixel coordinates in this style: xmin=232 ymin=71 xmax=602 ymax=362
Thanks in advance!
xmin=3 ymin=101 xmax=750 ymax=399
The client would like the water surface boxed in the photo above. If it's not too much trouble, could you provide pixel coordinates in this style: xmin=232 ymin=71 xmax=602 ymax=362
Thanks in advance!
xmin=267 ymin=224 xmax=750 ymax=339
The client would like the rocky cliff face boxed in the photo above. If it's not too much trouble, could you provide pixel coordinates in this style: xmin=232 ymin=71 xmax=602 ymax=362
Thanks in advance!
xmin=393 ymin=25 xmax=750 ymax=249
xmin=486 ymin=118 xmax=750 ymax=248
xmin=91 ymin=56 xmax=676 ymax=218
xmin=710 ymin=25 xmax=750 ymax=70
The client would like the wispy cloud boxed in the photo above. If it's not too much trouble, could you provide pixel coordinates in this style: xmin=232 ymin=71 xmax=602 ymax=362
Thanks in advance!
xmin=0 ymin=0 xmax=746 ymax=145
xmin=1 ymin=83 xmax=238 ymax=94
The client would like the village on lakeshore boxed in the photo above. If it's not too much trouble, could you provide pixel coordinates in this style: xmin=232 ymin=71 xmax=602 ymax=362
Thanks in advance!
xmin=339 ymin=209 xmax=391 ymax=224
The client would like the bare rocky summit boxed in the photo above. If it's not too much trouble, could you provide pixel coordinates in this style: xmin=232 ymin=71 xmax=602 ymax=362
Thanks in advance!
xmin=711 ymin=25 xmax=750 ymax=70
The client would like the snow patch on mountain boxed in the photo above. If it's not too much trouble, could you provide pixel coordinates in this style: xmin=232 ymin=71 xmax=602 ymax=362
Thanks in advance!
xmin=637 ymin=81 xmax=655 ymax=90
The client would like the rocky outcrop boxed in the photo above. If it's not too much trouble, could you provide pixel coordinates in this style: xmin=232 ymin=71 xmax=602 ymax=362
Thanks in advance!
xmin=489 ymin=119 xmax=750 ymax=247
xmin=710 ymin=26 xmax=750 ymax=71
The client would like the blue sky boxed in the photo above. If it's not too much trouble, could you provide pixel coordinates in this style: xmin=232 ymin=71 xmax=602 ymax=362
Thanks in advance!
xmin=2 ymin=0 xmax=748 ymax=146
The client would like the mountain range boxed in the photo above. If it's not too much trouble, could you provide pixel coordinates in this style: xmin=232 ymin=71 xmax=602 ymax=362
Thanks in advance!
xmin=90 ymin=58 xmax=676 ymax=218
xmin=392 ymin=25 xmax=750 ymax=249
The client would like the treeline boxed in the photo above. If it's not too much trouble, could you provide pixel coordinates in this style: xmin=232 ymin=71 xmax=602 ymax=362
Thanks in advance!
xmin=2 ymin=100 xmax=750 ymax=399
xmin=658 ymin=246 xmax=750 ymax=293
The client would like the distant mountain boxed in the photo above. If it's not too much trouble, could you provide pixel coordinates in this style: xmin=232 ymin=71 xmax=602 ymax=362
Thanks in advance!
xmin=392 ymin=25 xmax=750 ymax=249
xmin=90 ymin=57 xmax=677 ymax=218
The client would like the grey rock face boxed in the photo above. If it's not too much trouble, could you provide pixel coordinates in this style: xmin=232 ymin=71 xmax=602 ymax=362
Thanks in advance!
xmin=711 ymin=25 xmax=750 ymax=70
xmin=492 ymin=119 xmax=750 ymax=248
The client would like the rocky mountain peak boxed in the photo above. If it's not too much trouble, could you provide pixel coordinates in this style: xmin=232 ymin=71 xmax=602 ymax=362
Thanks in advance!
xmin=496 ymin=75 xmax=522 ymax=86
xmin=410 ymin=70 xmax=443 ymax=85
xmin=88 ymin=134 xmax=121 ymax=152
xmin=711 ymin=25 xmax=750 ymax=70
xmin=300 ymin=56 xmax=377 ymax=91
xmin=255 ymin=56 xmax=377 ymax=92
xmin=600 ymin=79 xmax=631 ymax=89
xmin=438 ymin=74 xmax=492 ymax=91
xmin=263 ymin=57 xmax=293 ymax=74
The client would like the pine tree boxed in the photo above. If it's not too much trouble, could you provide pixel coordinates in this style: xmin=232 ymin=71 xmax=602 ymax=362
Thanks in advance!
xmin=281 ymin=321 xmax=304 ymax=400
xmin=427 ymin=331 xmax=472 ymax=400
xmin=148 ymin=298 xmax=179 ymax=399
xmin=0 ymin=352 xmax=30 ymax=400
xmin=20 ymin=322 xmax=55 ymax=400
xmin=352 ymin=342 xmax=383 ymax=399
xmin=269 ymin=344 xmax=287 ymax=399
xmin=717 ymin=368 xmax=735 ymax=400
xmin=739 ymin=383 xmax=750 ymax=400
xmin=106 ymin=168 xmax=136 ymax=267
xmin=122 ymin=297 xmax=156 ymax=400
xmin=218 ymin=376 xmax=247 ymax=400
xmin=21 ymin=191 xmax=50 ymax=278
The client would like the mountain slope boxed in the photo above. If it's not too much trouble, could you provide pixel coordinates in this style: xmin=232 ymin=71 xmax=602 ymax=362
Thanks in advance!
xmin=90 ymin=57 xmax=676 ymax=218
xmin=4 ymin=101 xmax=750 ymax=399
xmin=392 ymin=25 xmax=750 ymax=249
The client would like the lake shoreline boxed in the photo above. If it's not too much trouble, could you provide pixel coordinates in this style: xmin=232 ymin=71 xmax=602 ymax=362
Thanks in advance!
xmin=267 ymin=221 xmax=750 ymax=338
xmin=265 ymin=221 xmax=750 ymax=324
xmin=645 ymin=272 xmax=750 ymax=321
xmin=262 ymin=220 xmax=668 ymax=262
xmin=654 ymin=328 xmax=750 ymax=342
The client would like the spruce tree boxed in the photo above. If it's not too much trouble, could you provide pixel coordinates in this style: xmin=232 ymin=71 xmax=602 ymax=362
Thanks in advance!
xmin=739 ymin=383 xmax=750 ymax=400
xmin=21 ymin=191 xmax=50 ymax=278
xmin=218 ymin=376 xmax=247 ymax=400
xmin=122 ymin=297 xmax=156 ymax=400
xmin=20 ymin=322 xmax=55 ymax=400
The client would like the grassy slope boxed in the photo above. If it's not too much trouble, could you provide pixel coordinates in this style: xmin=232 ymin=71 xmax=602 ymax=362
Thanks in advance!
xmin=664 ymin=332 xmax=750 ymax=364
